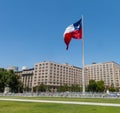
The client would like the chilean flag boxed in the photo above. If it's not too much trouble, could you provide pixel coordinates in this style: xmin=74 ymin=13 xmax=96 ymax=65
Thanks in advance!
xmin=64 ymin=18 xmax=82 ymax=50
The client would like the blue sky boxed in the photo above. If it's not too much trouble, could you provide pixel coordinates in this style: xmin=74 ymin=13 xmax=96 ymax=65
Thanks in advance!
xmin=0 ymin=0 xmax=120 ymax=70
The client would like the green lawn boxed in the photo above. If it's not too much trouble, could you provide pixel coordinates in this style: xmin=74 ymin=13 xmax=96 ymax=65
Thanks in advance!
xmin=0 ymin=100 xmax=120 ymax=113
xmin=1 ymin=96 xmax=120 ymax=104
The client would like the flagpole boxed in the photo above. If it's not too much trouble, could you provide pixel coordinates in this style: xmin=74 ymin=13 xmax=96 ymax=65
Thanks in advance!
xmin=82 ymin=15 xmax=85 ymax=94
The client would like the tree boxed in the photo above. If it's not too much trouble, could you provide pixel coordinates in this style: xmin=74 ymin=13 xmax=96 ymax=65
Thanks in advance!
xmin=63 ymin=84 xmax=69 ymax=92
xmin=71 ymin=84 xmax=81 ymax=92
xmin=96 ymin=80 xmax=105 ymax=92
xmin=87 ymin=80 xmax=105 ymax=92
xmin=0 ymin=68 xmax=6 ymax=92
xmin=0 ymin=68 xmax=23 ymax=93
xmin=17 ymin=81 xmax=23 ymax=93
xmin=23 ymin=86 xmax=30 ymax=92
xmin=58 ymin=85 xmax=64 ymax=92
xmin=87 ymin=80 xmax=97 ymax=92
xmin=58 ymin=84 xmax=69 ymax=92
xmin=109 ymin=83 xmax=116 ymax=92
xmin=33 ymin=83 xmax=47 ymax=93
xmin=38 ymin=83 xmax=46 ymax=92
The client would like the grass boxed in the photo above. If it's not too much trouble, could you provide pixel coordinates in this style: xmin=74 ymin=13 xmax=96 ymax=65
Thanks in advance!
xmin=1 ymin=96 xmax=120 ymax=104
xmin=0 ymin=100 xmax=120 ymax=113
xmin=0 ymin=96 xmax=120 ymax=113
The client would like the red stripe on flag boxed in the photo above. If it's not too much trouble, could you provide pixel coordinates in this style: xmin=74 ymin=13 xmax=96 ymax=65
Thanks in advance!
xmin=64 ymin=29 xmax=82 ymax=50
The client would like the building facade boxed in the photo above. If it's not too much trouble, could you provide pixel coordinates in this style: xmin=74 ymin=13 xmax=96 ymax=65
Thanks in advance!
xmin=16 ymin=61 xmax=120 ymax=92
xmin=16 ymin=68 xmax=34 ymax=91
xmin=33 ymin=61 xmax=82 ymax=91
xmin=84 ymin=62 xmax=120 ymax=88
